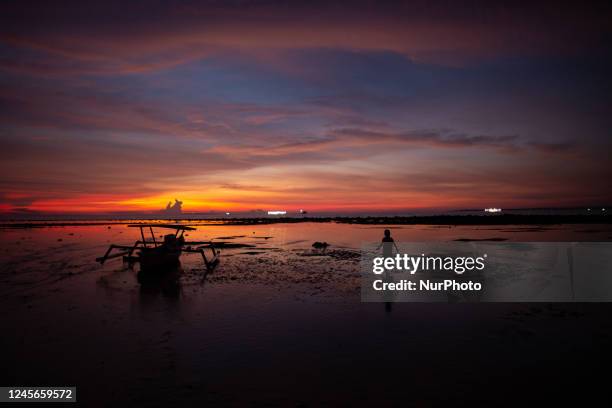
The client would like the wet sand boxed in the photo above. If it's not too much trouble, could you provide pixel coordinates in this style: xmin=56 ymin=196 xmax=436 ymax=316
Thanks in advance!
xmin=1 ymin=222 xmax=612 ymax=406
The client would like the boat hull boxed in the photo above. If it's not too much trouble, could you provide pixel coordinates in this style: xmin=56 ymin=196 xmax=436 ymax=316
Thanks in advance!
xmin=138 ymin=246 xmax=182 ymax=272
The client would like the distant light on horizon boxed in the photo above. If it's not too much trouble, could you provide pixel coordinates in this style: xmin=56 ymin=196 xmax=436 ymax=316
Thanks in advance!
xmin=268 ymin=210 xmax=287 ymax=215
xmin=484 ymin=208 xmax=502 ymax=213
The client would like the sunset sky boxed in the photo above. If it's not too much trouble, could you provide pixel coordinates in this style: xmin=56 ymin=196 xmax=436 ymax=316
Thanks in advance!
xmin=1 ymin=1 xmax=611 ymax=215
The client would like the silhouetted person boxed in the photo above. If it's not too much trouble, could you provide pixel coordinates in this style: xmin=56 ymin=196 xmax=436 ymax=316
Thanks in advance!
xmin=377 ymin=229 xmax=399 ymax=258
xmin=376 ymin=229 xmax=399 ymax=313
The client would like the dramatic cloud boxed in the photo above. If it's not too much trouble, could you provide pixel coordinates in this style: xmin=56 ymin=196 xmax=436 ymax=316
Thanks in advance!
xmin=1 ymin=1 xmax=611 ymax=214
xmin=2 ymin=1 xmax=611 ymax=74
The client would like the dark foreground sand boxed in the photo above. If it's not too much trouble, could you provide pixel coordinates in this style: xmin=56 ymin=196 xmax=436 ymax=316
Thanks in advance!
xmin=1 ymin=222 xmax=612 ymax=406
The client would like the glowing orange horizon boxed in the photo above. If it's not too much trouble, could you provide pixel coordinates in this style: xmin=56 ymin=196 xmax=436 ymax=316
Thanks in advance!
xmin=0 ymin=189 xmax=582 ymax=215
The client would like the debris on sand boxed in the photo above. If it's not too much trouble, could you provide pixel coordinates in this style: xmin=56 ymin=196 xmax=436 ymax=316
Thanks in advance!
xmin=299 ymin=248 xmax=360 ymax=261
xmin=312 ymin=242 xmax=329 ymax=249
xmin=327 ymin=249 xmax=360 ymax=260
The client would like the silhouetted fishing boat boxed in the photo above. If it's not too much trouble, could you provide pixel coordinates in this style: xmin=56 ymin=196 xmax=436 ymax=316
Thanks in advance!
xmin=96 ymin=224 xmax=219 ymax=274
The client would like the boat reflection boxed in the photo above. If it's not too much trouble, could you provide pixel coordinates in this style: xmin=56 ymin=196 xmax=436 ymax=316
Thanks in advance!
xmin=138 ymin=264 xmax=183 ymax=299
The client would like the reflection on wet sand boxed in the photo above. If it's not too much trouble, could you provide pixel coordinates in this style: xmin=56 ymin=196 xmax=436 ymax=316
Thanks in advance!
xmin=2 ymin=221 xmax=612 ymax=305
xmin=1 ymin=222 xmax=612 ymax=405
xmin=138 ymin=265 xmax=183 ymax=300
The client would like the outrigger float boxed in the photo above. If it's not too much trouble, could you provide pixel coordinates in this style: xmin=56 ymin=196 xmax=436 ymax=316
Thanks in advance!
xmin=96 ymin=224 xmax=219 ymax=272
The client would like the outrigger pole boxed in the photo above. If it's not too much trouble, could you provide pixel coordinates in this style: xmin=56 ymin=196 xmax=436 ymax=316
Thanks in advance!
xmin=96 ymin=224 xmax=219 ymax=271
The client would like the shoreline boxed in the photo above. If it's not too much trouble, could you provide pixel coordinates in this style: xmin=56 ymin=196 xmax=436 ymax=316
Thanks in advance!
xmin=0 ymin=214 xmax=610 ymax=228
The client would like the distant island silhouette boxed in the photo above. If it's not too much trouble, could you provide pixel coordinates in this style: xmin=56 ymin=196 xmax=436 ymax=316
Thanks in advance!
xmin=163 ymin=199 xmax=183 ymax=216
